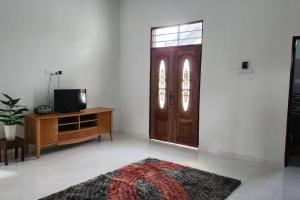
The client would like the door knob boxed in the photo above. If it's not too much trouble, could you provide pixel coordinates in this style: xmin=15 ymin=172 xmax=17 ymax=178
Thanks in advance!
xmin=169 ymin=92 xmax=173 ymax=106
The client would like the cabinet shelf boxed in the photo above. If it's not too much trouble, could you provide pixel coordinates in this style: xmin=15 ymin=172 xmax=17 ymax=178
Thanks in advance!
xmin=80 ymin=120 xmax=98 ymax=129
xmin=80 ymin=126 xmax=98 ymax=131
xmin=80 ymin=114 xmax=97 ymax=121
xmin=80 ymin=119 xmax=98 ymax=123
xmin=58 ymin=116 xmax=79 ymax=125
xmin=58 ymin=123 xmax=79 ymax=133
xmin=58 ymin=122 xmax=79 ymax=127
xmin=58 ymin=129 xmax=79 ymax=134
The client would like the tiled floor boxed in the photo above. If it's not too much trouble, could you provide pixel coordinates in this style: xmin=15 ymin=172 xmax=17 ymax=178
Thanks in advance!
xmin=0 ymin=132 xmax=299 ymax=200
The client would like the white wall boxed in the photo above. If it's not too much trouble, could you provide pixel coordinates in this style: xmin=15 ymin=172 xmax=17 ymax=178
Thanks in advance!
xmin=0 ymin=0 xmax=121 ymax=137
xmin=120 ymin=0 xmax=300 ymax=164
xmin=1 ymin=0 xmax=299 ymax=164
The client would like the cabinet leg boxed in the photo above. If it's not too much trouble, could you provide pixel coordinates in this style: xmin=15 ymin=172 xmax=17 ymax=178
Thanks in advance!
xmin=15 ymin=148 xmax=18 ymax=159
xmin=4 ymin=147 xmax=8 ymax=165
xmin=110 ymin=112 xmax=113 ymax=141
xmin=35 ymin=119 xmax=41 ymax=159
xmin=25 ymin=142 xmax=29 ymax=154
xmin=21 ymin=147 xmax=24 ymax=162
xmin=98 ymin=135 xmax=101 ymax=141
xmin=36 ymin=146 xmax=40 ymax=159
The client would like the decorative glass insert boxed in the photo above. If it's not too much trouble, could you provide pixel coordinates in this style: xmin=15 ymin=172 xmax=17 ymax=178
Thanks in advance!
xmin=159 ymin=60 xmax=166 ymax=109
xmin=182 ymin=59 xmax=191 ymax=112
xmin=152 ymin=21 xmax=202 ymax=48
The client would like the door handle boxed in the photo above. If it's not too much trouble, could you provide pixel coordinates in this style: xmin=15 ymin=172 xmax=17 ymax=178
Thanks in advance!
xmin=169 ymin=92 xmax=173 ymax=106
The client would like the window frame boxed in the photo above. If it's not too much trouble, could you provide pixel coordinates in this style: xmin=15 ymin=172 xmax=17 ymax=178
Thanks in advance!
xmin=151 ymin=20 xmax=203 ymax=49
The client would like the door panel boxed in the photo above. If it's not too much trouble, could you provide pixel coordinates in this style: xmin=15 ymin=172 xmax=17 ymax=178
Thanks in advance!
xmin=150 ymin=45 xmax=201 ymax=147
xmin=173 ymin=46 xmax=201 ymax=147
xmin=285 ymin=37 xmax=300 ymax=166
xmin=40 ymin=119 xmax=58 ymax=145
xmin=150 ymin=48 xmax=173 ymax=142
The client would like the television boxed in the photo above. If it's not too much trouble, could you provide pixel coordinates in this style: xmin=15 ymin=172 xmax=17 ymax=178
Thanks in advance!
xmin=54 ymin=89 xmax=87 ymax=113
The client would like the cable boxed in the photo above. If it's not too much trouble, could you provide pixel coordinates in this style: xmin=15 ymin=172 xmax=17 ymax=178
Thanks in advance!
xmin=47 ymin=75 xmax=52 ymax=105
xmin=57 ymin=75 xmax=61 ymax=89
xmin=47 ymin=71 xmax=62 ymax=105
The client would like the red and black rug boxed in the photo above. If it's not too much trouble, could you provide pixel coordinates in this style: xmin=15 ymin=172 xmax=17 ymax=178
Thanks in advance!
xmin=41 ymin=158 xmax=241 ymax=200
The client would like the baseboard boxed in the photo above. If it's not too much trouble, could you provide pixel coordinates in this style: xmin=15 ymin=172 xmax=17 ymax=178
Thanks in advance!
xmin=22 ymin=130 xmax=284 ymax=167
xmin=120 ymin=131 xmax=284 ymax=167
xmin=120 ymin=131 xmax=148 ymax=139
xmin=199 ymin=146 xmax=284 ymax=167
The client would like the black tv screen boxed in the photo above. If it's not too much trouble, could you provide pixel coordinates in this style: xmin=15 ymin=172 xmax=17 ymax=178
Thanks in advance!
xmin=54 ymin=89 xmax=87 ymax=113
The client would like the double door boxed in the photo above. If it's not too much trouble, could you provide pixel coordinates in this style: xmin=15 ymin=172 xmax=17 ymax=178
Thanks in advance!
xmin=150 ymin=45 xmax=201 ymax=147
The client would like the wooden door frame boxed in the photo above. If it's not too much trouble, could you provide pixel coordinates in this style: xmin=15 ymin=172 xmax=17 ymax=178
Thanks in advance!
xmin=149 ymin=20 xmax=203 ymax=145
xmin=285 ymin=36 xmax=300 ymax=166
xmin=149 ymin=45 xmax=202 ymax=145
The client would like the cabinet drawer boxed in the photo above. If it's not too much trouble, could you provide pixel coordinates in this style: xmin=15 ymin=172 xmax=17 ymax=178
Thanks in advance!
xmin=80 ymin=127 xmax=99 ymax=137
xmin=58 ymin=131 xmax=80 ymax=142
xmin=58 ymin=128 xmax=99 ymax=143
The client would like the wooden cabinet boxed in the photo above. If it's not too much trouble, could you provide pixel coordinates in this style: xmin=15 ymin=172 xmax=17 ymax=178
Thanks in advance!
xmin=25 ymin=108 xmax=113 ymax=158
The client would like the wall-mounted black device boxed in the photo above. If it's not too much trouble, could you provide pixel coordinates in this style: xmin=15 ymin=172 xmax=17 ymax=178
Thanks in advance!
xmin=242 ymin=62 xmax=249 ymax=69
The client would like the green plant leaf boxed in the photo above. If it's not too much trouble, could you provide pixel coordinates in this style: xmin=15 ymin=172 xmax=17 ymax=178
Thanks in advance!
xmin=15 ymin=105 xmax=26 ymax=107
xmin=0 ymin=118 xmax=12 ymax=124
xmin=0 ymin=109 xmax=14 ymax=112
xmin=0 ymin=94 xmax=28 ymax=125
xmin=1 ymin=93 xmax=13 ymax=100
xmin=10 ymin=98 xmax=20 ymax=108
xmin=0 ymin=100 xmax=11 ymax=106
xmin=13 ymin=108 xmax=29 ymax=115
xmin=14 ymin=116 xmax=25 ymax=119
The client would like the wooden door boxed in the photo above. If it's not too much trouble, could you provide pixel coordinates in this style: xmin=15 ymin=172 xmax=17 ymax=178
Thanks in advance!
xmin=285 ymin=36 xmax=300 ymax=166
xmin=150 ymin=45 xmax=201 ymax=147
xmin=150 ymin=48 xmax=173 ymax=142
xmin=173 ymin=46 xmax=201 ymax=147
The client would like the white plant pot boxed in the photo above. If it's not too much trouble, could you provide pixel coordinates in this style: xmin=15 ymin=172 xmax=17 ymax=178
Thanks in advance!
xmin=4 ymin=125 xmax=17 ymax=141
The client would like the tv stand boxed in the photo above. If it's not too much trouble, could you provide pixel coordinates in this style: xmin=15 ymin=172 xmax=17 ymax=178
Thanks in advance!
xmin=25 ymin=108 xmax=113 ymax=158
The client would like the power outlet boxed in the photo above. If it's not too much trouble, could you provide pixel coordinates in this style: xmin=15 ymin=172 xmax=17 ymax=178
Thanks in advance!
xmin=45 ymin=69 xmax=54 ymax=75
xmin=45 ymin=69 xmax=62 ymax=76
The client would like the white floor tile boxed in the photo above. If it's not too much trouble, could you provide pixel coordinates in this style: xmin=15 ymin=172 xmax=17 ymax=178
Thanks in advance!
xmin=0 ymin=132 xmax=299 ymax=200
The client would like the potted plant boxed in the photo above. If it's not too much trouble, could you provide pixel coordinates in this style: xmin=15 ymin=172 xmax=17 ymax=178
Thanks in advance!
xmin=0 ymin=94 xmax=29 ymax=141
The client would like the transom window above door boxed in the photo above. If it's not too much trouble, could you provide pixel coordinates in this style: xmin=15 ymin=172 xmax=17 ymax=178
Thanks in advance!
xmin=151 ymin=21 xmax=203 ymax=48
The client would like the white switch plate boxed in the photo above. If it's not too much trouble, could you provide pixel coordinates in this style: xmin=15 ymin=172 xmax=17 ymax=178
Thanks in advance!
xmin=238 ymin=68 xmax=254 ymax=74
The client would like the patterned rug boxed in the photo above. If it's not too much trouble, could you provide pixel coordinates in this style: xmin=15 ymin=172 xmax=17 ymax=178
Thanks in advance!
xmin=41 ymin=158 xmax=241 ymax=200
